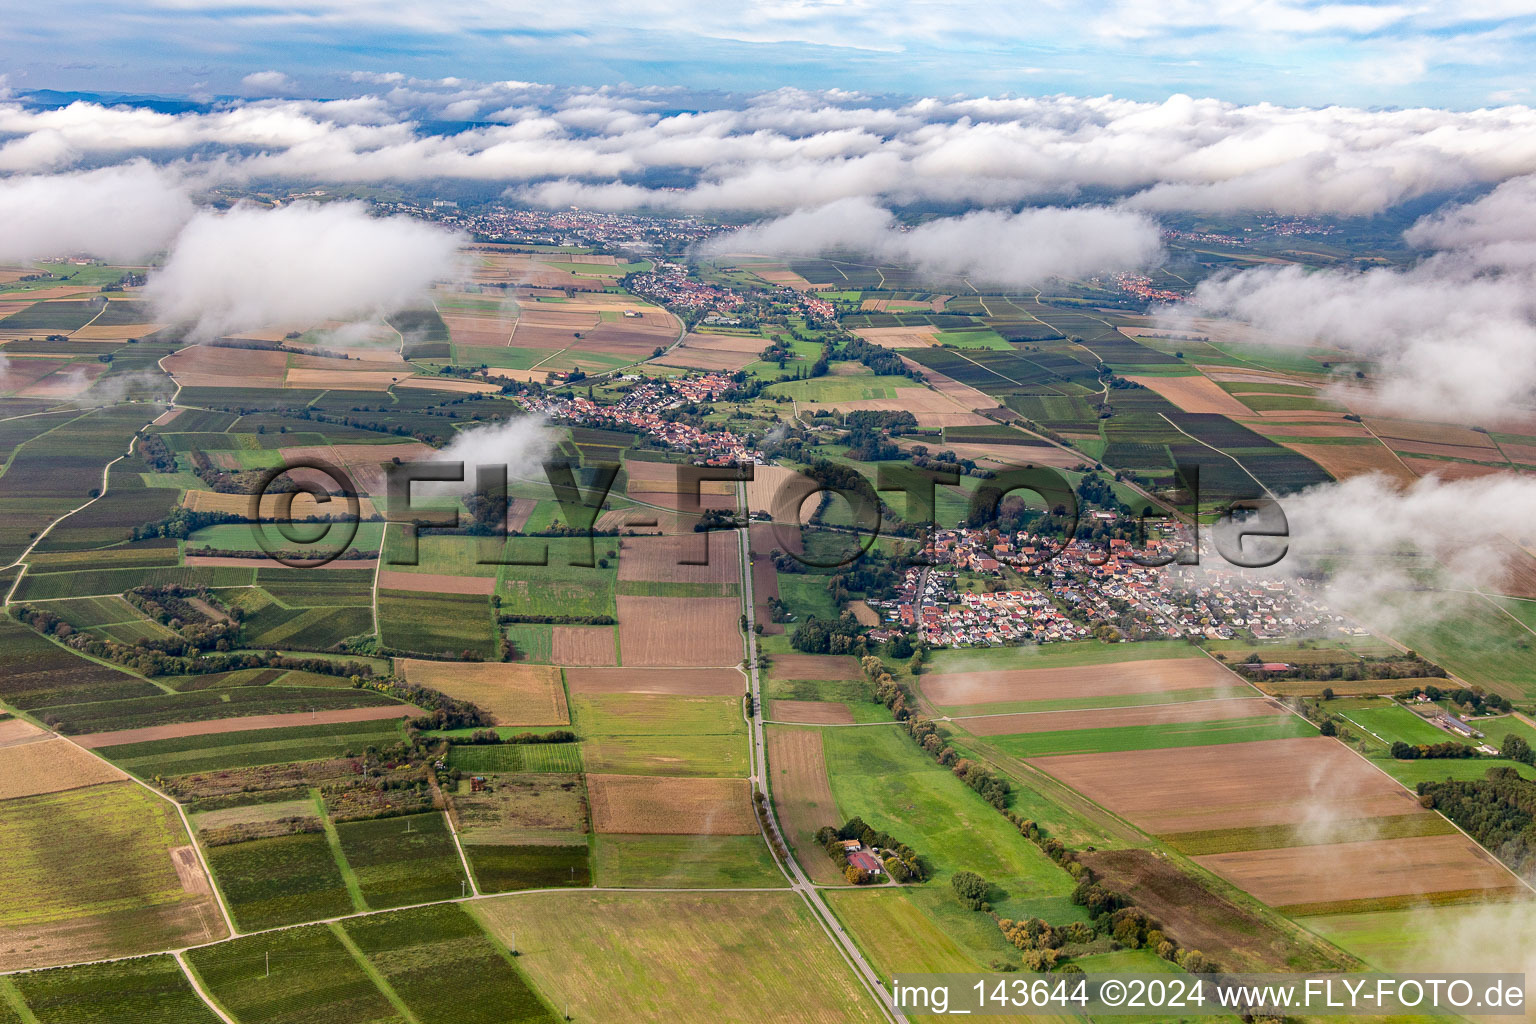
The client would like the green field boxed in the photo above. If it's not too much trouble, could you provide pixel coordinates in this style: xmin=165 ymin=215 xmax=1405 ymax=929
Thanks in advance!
xmin=503 ymin=622 xmax=554 ymax=663
xmin=341 ymin=904 xmax=560 ymax=1024
xmin=985 ymin=714 xmax=1316 ymax=757
xmin=381 ymin=533 xmax=501 ymax=578
xmin=573 ymin=692 xmax=747 ymax=777
xmin=926 ymin=639 xmax=1196 ymax=675
xmin=99 ymin=719 xmax=407 ymax=776
xmin=1304 ymin=901 xmax=1536 ymax=975
xmin=1377 ymin=594 xmax=1536 ymax=698
xmin=593 ymin=834 xmax=784 ymax=888
xmin=205 ymin=830 xmax=354 ymax=931
xmin=1472 ymin=713 xmax=1536 ymax=748
xmin=186 ymin=923 xmax=403 ymax=1024
xmin=1338 ymin=703 xmax=1456 ymax=746
xmin=775 ymin=573 xmax=839 ymax=622
xmin=334 ymin=812 xmax=467 ymax=909
xmin=767 ymin=374 xmax=918 ymax=403
xmin=499 ymin=539 xmax=617 ymax=616
xmin=10 ymin=953 xmax=221 ymax=1024
xmin=464 ymin=843 xmax=592 ymax=893
xmin=473 ymin=891 xmax=885 ymax=1024
xmin=944 ymin=684 xmax=1246 ymax=718
xmin=1368 ymin=755 xmax=1536 ymax=787
xmin=377 ymin=589 xmax=495 ymax=658
xmin=822 ymin=725 xmax=1078 ymax=915
xmin=446 ymin=742 xmax=582 ymax=773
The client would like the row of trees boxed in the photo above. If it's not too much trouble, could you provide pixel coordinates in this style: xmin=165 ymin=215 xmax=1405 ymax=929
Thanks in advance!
xmin=352 ymin=677 xmax=492 ymax=732
xmin=1397 ymin=683 xmax=1513 ymax=714
xmin=859 ymin=656 xmax=1015 ymax=809
xmin=1389 ymin=740 xmax=1479 ymax=760
xmin=455 ymin=728 xmax=577 ymax=745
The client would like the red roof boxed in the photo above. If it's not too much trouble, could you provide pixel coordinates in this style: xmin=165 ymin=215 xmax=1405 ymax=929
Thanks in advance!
xmin=848 ymin=850 xmax=882 ymax=873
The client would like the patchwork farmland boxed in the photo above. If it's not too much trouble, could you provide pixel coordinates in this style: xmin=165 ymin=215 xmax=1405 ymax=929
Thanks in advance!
xmin=2 ymin=200 xmax=1534 ymax=1024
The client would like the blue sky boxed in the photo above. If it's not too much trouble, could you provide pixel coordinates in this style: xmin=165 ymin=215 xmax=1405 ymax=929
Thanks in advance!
xmin=4 ymin=0 xmax=1536 ymax=108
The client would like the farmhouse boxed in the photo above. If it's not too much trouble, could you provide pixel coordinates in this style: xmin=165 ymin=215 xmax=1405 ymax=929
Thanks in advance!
xmin=841 ymin=840 xmax=883 ymax=875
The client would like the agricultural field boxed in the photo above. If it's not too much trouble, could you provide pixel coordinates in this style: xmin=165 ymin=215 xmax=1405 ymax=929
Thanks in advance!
xmin=765 ymin=725 xmax=846 ymax=884
xmin=473 ymin=891 xmax=886 ymax=1024
xmin=34 ymin=684 xmax=405 ymax=736
xmin=203 ymin=830 xmax=355 ymax=931
xmin=465 ymin=843 xmax=592 ymax=892
xmin=0 ymin=782 xmax=225 ymax=970
xmin=8 ymin=953 xmax=222 ymax=1024
xmin=3 ymin=191 xmax=1535 ymax=1020
xmin=451 ymin=771 xmax=588 ymax=843
xmin=822 ymin=725 xmax=1079 ymax=919
xmin=586 ymin=774 xmax=757 ymax=835
xmin=334 ymin=812 xmax=468 ymax=909
xmin=185 ymin=923 xmax=407 ymax=1024
xmin=0 ymin=736 xmax=126 ymax=799
xmin=615 ymin=596 xmax=743 ymax=666
xmin=923 ymin=655 xmax=1246 ymax=714
xmin=573 ymin=691 xmax=748 ymax=776
xmin=377 ymin=589 xmax=496 ymax=658
xmin=592 ymin=833 xmax=783 ymax=888
xmin=341 ymin=904 xmax=561 ymax=1024
xmin=445 ymin=741 xmax=582 ymax=773
xmin=97 ymin=719 xmax=408 ymax=776
xmin=0 ymin=616 xmax=160 ymax=709
xmin=397 ymin=660 xmax=567 ymax=725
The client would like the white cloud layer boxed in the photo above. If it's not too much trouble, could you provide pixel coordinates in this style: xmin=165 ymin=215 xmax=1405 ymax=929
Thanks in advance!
xmin=4 ymin=89 xmax=1536 ymax=216
xmin=1176 ymin=176 xmax=1536 ymax=422
xmin=0 ymin=161 xmax=192 ymax=261
xmin=704 ymin=197 xmax=1162 ymax=287
xmin=143 ymin=202 xmax=464 ymax=339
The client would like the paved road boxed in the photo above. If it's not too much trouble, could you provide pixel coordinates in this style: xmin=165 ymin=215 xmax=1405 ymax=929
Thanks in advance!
xmin=734 ymin=483 xmax=907 ymax=1024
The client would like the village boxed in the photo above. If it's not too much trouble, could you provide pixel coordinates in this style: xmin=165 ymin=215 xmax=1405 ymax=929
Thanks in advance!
xmin=514 ymin=372 xmax=766 ymax=465
xmin=865 ymin=524 xmax=1352 ymax=649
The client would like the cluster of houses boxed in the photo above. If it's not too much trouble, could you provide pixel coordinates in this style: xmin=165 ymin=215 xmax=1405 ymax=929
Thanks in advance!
xmin=628 ymin=260 xmax=745 ymax=315
xmin=864 ymin=525 xmax=1351 ymax=649
xmin=868 ymin=567 xmax=1090 ymax=647
xmin=1106 ymin=271 xmax=1184 ymax=303
xmin=516 ymin=373 xmax=764 ymax=465
xmin=400 ymin=203 xmax=726 ymax=251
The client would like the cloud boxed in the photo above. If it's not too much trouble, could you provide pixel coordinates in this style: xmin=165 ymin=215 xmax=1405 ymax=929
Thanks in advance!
xmin=143 ymin=202 xmax=464 ymax=339
xmin=703 ymin=197 xmax=1163 ymax=287
xmin=1174 ymin=177 xmax=1536 ymax=422
xmin=1220 ymin=470 xmax=1536 ymax=631
xmin=241 ymin=70 xmax=298 ymax=96
xmin=0 ymin=162 xmax=193 ymax=261
xmin=424 ymin=414 xmax=557 ymax=497
xmin=6 ymin=89 xmax=1536 ymax=216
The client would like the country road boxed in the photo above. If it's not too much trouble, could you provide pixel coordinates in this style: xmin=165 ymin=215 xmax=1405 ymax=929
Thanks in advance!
xmin=735 ymin=481 xmax=908 ymax=1024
